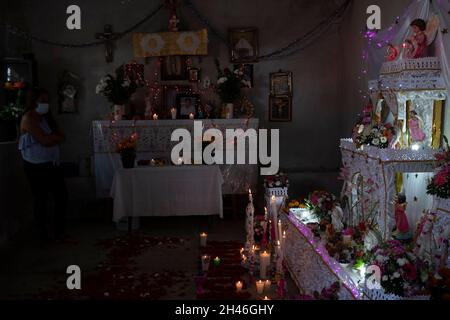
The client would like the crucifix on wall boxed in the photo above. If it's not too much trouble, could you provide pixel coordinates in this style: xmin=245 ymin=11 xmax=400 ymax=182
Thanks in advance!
xmin=95 ymin=24 xmax=120 ymax=63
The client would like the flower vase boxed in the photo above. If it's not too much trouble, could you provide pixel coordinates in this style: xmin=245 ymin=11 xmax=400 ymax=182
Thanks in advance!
xmin=225 ymin=103 xmax=234 ymax=119
xmin=113 ymin=104 xmax=125 ymax=121
xmin=120 ymin=150 xmax=136 ymax=169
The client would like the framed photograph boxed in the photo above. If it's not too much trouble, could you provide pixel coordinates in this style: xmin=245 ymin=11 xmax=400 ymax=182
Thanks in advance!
xmin=161 ymin=56 xmax=187 ymax=81
xmin=188 ymin=68 xmax=200 ymax=83
xmin=269 ymin=95 xmax=292 ymax=122
xmin=176 ymin=94 xmax=200 ymax=119
xmin=229 ymin=28 xmax=259 ymax=63
xmin=58 ymin=71 xmax=80 ymax=114
xmin=162 ymin=85 xmax=190 ymax=116
xmin=234 ymin=64 xmax=254 ymax=88
xmin=270 ymin=71 xmax=293 ymax=96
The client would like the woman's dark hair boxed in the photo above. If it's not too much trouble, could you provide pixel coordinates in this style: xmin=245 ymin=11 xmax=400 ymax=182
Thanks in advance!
xmin=410 ymin=19 xmax=427 ymax=31
xmin=23 ymin=87 xmax=58 ymax=132
xmin=397 ymin=193 xmax=407 ymax=204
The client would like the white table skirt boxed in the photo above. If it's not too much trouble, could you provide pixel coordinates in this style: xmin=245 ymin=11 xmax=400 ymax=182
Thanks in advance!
xmin=111 ymin=165 xmax=224 ymax=222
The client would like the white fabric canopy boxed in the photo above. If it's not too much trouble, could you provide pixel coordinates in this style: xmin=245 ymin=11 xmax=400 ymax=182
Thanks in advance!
xmin=111 ymin=165 xmax=224 ymax=222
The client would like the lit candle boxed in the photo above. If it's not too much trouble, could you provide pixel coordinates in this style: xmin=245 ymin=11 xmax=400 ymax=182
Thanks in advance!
xmin=278 ymin=220 xmax=283 ymax=245
xmin=236 ymin=281 xmax=243 ymax=293
xmin=189 ymin=113 xmax=195 ymax=120
xmin=171 ymin=107 xmax=177 ymax=120
xmin=213 ymin=256 xmax=221 ymax=266
xmin=150 ymin=159 xmax=156 ymax=166
xmin=263 ymin=296 xmax=271 ymax=300
xmin=200 ymin=232 xmax=207 ymax=247
xmin=248 ymin=189 xmax=253 ymax=202
xmin=264 ymin=280 xmax=271 ymax=291
xmin=256 ymin=280 xmax=265 ymax=294
xmin=177 ymin=157 xmax=183 ymax=165
xmin=240 ymin=248 xmax=244 ymax=255
xmin=264 ymin=207 xmax=268 ymax=221
xmin=259 ymin=251 xmax=270 ymax=279
xmin=201 ymin=255 xmax=210 ymax=272
xmin=152 ymin=113 xmax=158 ymax=120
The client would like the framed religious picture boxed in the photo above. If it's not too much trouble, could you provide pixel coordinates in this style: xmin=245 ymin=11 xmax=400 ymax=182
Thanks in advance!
xmin=188 ymin=67 xmax=200 ymax=83
xmin=162 ymin=85 xmax=190 ymax=117
xmin=161 ymin=56 xmax=188 ymax=81
xmin=269 ymin=95 xmax=292 ymax=122
xmin=176 ymin=93 xmax=200 ymax=119
xmin=234 ymin=64 xmax=254 ymax=88
xmin=57 ymin=71 xmax=80 ymax=114
xmin=229 ymin=28 xmax=259 ymax=63
xmin=270 ymin=71 xmax=293 ymax=96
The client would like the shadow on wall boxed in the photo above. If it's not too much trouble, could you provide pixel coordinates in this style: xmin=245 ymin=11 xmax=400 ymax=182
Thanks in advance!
xmin=287 ymin=171 xmax=342 ymax=199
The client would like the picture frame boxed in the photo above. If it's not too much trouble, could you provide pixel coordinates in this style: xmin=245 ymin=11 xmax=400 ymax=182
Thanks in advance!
xmin=269 ymin=95 xmax=292 ymax=122
xmin=270 ymin=71 xmax=293 ymax=96
xmin=176 ymin=93 xmax=200 ymax=119
xmin=58 ymin=71 xmax=80 ymax=114
xmin=162 ymin=85 xmax=190 ymax=117
xmin=161 ymin=56 xmax=188 ymax=81
xmin=234 ymin=64 xmax=254 ymax=88
xmin=228 ymin=28 xmax=259 ymax=63
xmin=188 ymin=67 xmax=200 ymax=83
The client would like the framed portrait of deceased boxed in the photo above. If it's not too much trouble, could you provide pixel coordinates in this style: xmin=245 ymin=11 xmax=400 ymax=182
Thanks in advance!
xmin=269 ymin=95 xmax=292 ymax=122
xmin=176 ymin=94 xmax=200 ymax=119
xmin=229 ymin=28 xmax=259 ymax=63
xmin=270 ymin=71 xmax=293 ymax=96
xmin=161 ymin=56 xmax=188 ymax=81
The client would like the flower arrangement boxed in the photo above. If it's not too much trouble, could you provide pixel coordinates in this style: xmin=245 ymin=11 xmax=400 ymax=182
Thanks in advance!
xmin=214 ymin=59 xmax=248 ymax=104
xmin=116 ymin=133 xmax=138 ymax=168
xmin=364 ymin=240 xmax=431 ymax=297
xmin=0 ymin=102 xmax=23 ymax=122
xmin=352 ymin=123 xmax=395 ymax=149
xmin=427 ymin=137 xmax=450 ymax=199
xmin=96 ymin=65 xmax=141 ymax=105
xmin=264 ymin=173 xmax=289 ymax=189
xmin=306 ymin=191 xmax=337 ymax=222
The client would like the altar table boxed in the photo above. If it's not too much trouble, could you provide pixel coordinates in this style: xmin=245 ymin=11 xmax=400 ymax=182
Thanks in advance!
xmin=111 ymin=165 xmax=224 ymax=222
xmin=92 ymin=119 xmax=259 ymax=198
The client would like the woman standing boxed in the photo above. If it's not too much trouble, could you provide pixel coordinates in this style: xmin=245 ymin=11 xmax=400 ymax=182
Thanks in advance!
xmin=19 ymin=88 xmax=68 ymax=242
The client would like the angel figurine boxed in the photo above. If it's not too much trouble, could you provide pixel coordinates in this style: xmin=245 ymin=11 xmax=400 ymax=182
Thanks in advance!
xmin=409 ymin=110 xmax=426 ymax=143
xmin=407 ymin=16 xmax=439 ymax=59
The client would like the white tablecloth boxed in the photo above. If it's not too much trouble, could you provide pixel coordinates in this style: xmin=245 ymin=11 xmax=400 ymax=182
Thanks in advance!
xmin=111 ymin=165 xmax=224 ymax=222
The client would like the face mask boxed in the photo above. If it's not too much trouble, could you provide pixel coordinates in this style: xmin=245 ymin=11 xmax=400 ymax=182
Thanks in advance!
xmin=36 ymin=103 xmax=49 ymax=115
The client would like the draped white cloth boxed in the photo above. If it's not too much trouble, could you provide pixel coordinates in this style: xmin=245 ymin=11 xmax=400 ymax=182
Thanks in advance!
xmin=111 ymin=166 xmax=224 ymax=222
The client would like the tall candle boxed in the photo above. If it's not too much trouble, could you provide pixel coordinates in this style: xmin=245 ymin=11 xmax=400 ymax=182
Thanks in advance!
xmin=171 ymin=108 xmax=177 ymax=120
xmin=256 ymin=280 xmax=265 ymax=294
xmin=264 ymin=207 xmax=268 ymax=221
xmin=278 ymin=220 xmax=283 ymax=246
xmin=260 ymin=251 xmax=270 ymax=279
xmin=271 ymin=196 xmax=279 ymax=242
xmin=201 ymin=255 xmax=210 ymax=272
xmin=200 ymin=232 xmax=207 ymax=247
xmin=248 ymin=189 xmax=253 ymax=202
xmin=236 ymin=281 xmax=243 ymax=293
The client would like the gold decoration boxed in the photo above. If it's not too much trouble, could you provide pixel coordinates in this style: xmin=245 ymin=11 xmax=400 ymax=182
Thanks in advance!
xmin=132 ymin=29 xmax=208 ymax=57
xmin=432 ymin=100 xmax=444 ymax=149
xmin=395 ymin=172 xmax=403 ymax=194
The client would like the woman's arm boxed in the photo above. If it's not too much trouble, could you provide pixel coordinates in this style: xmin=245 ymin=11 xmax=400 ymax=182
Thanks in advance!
xmin=21 ymin=113 xmax=64 ymax=147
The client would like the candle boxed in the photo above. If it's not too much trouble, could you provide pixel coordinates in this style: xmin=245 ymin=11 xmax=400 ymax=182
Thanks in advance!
xmin=213 ymin=256 xmax=221 ymax=266
xmin=256 ymin=280 xmax=265 ymax=294
xmin=171 ymin=107 xmax=177 ymax=120
xmin=248 ymin=189 xmax=253 ymax=202
xmin=263 ymin=296 xmax=271 ymax=300
xmin=259 ymin=251 xmax=270 ymax=279
xmin=189 ymin=113 xmax=195 ymax=120
xmin=201 ymin=255 xmax=210 ymax=272
xmin=264 ymin=280 xmax=271 ymax=291
xmin=271 ymin=196 xmax=279 ymax=242
xmin=264 ymin=207 xmax=268 ymax=221
xmin=200 ymin=232 xmax=207 ymax=247
xmin=240 ymin=248 xmax=244 ymax=255
xmin=278 ymin=220 xmax=283 ymax=245
xmin=150 ymin=159 xmax=156 ymax=166
xmin=177 ymin=157 xmax=183 ymax=165
xmin=236 ymin=281 xmax=243 ymax=293
xmin=152 ymin=113 xmax=158 ymax=120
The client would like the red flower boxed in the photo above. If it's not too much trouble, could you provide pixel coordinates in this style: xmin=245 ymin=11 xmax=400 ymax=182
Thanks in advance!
xmin=403 ymin=263 xmax=417 ymax=281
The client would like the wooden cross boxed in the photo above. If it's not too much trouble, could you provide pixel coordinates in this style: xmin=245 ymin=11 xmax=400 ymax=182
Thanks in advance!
xmin=95 ymin=24 xmax=120 ymax=63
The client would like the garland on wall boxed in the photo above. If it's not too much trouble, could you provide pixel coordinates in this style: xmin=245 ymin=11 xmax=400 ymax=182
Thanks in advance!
xmin=3 ymin=0 xmax=352 ymax=59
